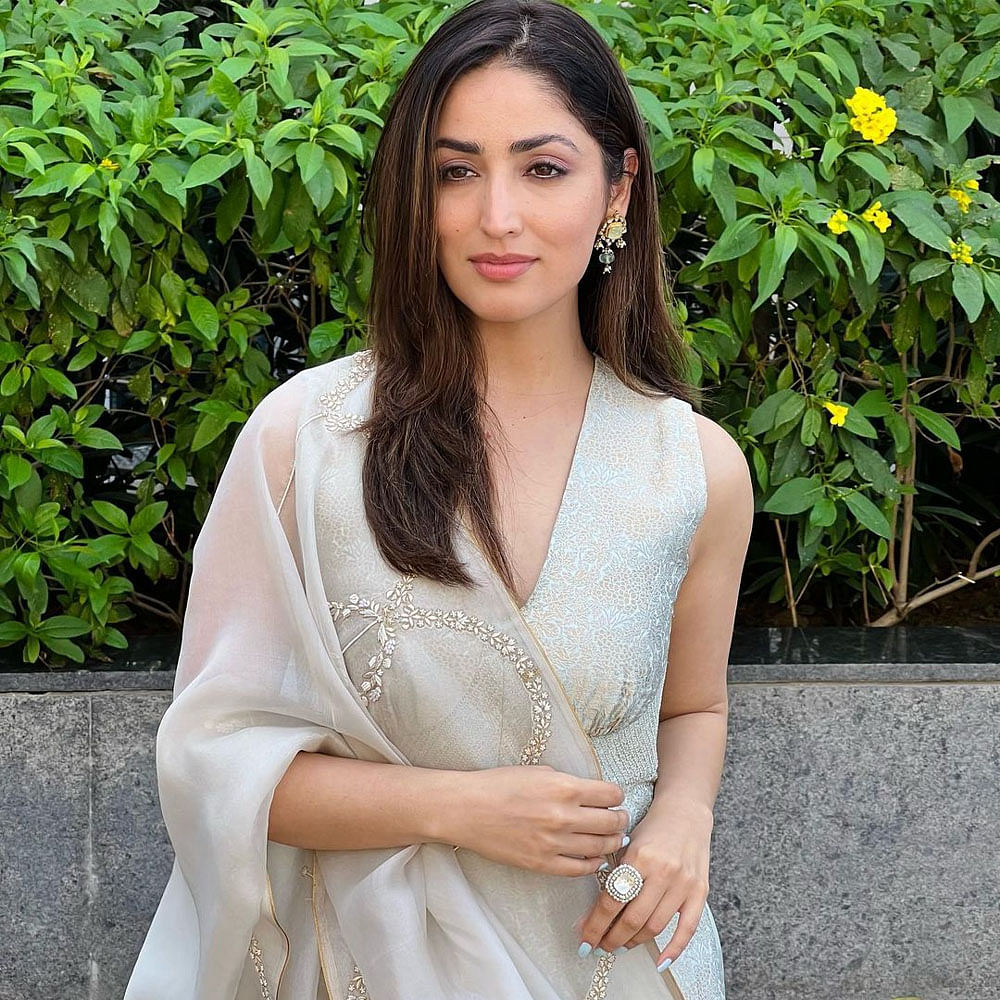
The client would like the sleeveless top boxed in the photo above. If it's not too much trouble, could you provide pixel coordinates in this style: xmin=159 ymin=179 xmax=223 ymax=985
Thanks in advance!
xmin=517 ymin=355 xmax=726 ymax=1000
xmin=325 ymin=350 xmax=726 ymax=999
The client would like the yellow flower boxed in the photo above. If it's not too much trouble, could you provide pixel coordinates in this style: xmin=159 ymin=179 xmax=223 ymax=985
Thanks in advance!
xmin=826 ymin=208 xmax=849 ymax=235
xmin=845 ymin=87 xmax=897 ymax=145
xmin=99 ymin=157 xmax=120 ymax=170
xmin=948 ymin=188 xmax=972 ymax=213
xmin=845 ymin=87 xmax=886 ymax=117
xmin=948 ymin=239 xmax=974 ymax=265
xmin=861 ymin=202 xmax=892 ymax=233
xmin=965 ymin=179 xmax=979 ymax=190
xmin=822 ymin=401 xmax=849 ymax=426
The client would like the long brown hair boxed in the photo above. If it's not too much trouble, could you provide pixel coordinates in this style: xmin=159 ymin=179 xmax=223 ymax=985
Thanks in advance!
xmin=358 ymin=0 xmax=696 ymax=594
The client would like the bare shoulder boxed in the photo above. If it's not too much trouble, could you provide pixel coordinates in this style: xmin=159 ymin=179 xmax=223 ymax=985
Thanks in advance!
xmin=689 ymin=411 xmax=754 ymax=553
xmin=691 ymin=411 xmax=751 ymax=490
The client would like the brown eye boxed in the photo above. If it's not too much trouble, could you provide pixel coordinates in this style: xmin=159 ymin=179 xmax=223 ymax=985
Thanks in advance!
xmin=438 ymin=165 xmax=473 ymax=181
xmin=530 ymin=161 xmax=566 ymax=178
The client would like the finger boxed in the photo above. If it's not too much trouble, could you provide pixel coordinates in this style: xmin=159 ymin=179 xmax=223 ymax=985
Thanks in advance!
xmin=576 ymin=805 xmax=631 ymax=835
xmin=576 ymin=779 xmax=625 ymax=808
xmin=650 ymin=897 xmax=705 ymax=966
xmin=549 ymin=855 xmax=611 ymax=878
xmin=598 ymin=889 xmax=661 ymax=953
xmin=577 ymin=888 xmax=626 ymax=955
xmin=564 ymin=832 xmax=628 ymax=857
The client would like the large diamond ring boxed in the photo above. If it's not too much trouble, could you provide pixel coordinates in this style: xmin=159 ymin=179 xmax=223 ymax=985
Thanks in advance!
xmin=601 ymin=862 xmax=644 ymax=903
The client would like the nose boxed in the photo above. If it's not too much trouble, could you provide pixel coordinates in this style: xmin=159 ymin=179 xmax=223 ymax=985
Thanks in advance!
xmin=479 ymin=173 xmax=523 ymax=237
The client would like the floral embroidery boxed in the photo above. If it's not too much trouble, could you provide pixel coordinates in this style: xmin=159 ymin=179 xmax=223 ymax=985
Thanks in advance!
xmin=584 ymin=952 xmax=617 ymax=999
xmin=248 ymin=936 xmax=272 ymax=1000
xmin=318 ymin=350 xmax=374 ymax=432
xmin=346 ymin=965 xmax=370 ymax=998
xmin=329 ymin=575 xmax=552 ymax=765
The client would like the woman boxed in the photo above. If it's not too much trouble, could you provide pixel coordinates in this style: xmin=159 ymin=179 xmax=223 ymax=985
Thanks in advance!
xmin=125 ymin=1 xmax=753 ymax=998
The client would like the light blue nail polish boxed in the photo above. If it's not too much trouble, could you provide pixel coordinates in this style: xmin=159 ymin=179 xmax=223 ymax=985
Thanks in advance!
xmin=594 ymin=947 xmax=607 ymax=957
xmin=656 ymin=957 xmax=673 ymax=972
xmin=578 ymin=942 xmax=592 ymax=958
xmin=614 ymin=947 xmax=627 ymax=956
xmin=621 ymin=834 xmax=630 ymax=847
xmin=597 ymin=861 xmax=610 ymax=871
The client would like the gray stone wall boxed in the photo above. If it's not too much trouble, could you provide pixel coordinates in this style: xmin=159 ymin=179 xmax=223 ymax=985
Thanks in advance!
xmin=2 ymin=656 xmax=997 ymax=1000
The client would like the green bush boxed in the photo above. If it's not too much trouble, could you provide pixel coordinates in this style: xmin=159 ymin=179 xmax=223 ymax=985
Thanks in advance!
xmin=0 ymin=0 xmax=997 ymax=666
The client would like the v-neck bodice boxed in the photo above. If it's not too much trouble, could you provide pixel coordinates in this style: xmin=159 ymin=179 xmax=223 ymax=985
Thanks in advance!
xmin=517 ymin=353 xmax=604 ymax=613
xmin=519 ymin=359 xmax=708 ymax=828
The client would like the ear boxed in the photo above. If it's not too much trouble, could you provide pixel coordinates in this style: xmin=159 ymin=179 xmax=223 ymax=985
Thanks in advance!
xmin=607 ymin=148 xmax=638 ymax=217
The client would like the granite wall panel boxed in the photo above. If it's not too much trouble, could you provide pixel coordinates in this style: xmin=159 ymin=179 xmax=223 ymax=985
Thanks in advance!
xmin=1 ymin=664 xmax=997 ymax=1000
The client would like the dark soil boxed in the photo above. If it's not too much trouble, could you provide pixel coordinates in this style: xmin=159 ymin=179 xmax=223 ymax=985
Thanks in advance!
xmin=736 ymin=574 xmax=1000 ymax=627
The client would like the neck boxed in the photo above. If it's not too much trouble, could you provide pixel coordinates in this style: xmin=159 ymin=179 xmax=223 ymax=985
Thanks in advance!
xmin=477 ymin=326 xmax=593 ymax=408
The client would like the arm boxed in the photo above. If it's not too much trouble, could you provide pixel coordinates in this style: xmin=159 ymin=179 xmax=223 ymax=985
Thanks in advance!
xmin=268 ymin=753 xmax=459 ymax=850
xmin=645 ymin=412 xmax=754 ymax=827
xmin=269 ymin=753 xmax=628 ymax=869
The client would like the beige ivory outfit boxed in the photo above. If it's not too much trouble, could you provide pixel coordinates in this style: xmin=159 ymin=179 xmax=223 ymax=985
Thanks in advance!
xmin=124 ymin=349 xmax=726 ymax=1000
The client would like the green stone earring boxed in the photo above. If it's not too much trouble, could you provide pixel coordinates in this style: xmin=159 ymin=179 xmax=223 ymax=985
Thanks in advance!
xmin=594 ymin=212 xmax=627 ymax=274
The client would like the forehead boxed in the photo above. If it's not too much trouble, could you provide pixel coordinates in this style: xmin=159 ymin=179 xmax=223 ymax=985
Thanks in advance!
xmin=435 ymin=62 xmax=584 ymax=146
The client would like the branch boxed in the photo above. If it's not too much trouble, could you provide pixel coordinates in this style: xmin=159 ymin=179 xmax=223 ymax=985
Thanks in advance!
xmin=871 ymin=526 xmax=1000 ymax=626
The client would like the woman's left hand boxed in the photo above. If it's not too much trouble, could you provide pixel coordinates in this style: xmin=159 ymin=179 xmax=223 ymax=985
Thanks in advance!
xmin=573 ymin=800 xmax=713 ymax=968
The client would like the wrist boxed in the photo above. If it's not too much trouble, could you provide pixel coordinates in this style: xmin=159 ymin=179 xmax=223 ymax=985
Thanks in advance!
xmin=419 ymin=768 xmax=473 ymax=847
xmin=646 ymin=791 xmax=715 ymax=831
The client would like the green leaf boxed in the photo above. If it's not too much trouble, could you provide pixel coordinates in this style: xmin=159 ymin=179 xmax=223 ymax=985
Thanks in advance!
xmin=75 ymin=428 xmax=122 ymax=450
xmin=692 ymin=146 xmax=715 ymax=192
xmin=296 ymin=142 xmax=325 ymax=184
xmin=809 ymin=497 xmax=837 ymax=527
xmin=908 ymin=259 xmax=949 ymax=283
xmin=341 ymin=10 xmax=409 ymax=40
xmin=800 ymin=407 xmax=821 ymax=446
xmin=844 ymin=491 xmax=892 ymax=538
xmin=939 ymin=95 xmax=976 ymax=145
xmin=61 ymin=265 xmax=110 ymax=314
xmin=131 ymin=500 xmax=168 ymax=536
xmin=245 ymin=149 xmax=273 ymax=207
xmin=886 ymin=195 xmax=950 ymax=252
xmin=186 ymin=295 xmax=220 ymax=342
xmin=752 ymin=223 xmax=798 ymax=308
xmin=631 ymin=86 xmax=674 ymax=140
xmin=891 ymin=294 xmax=920 ymax=354
xmin=763 ymin=475 xmax=824 ymax=515
xmin=37 ymin=367 xmax=78 ymax=400
xmin=845 ymin=220 xmax=884 ymax=286
xmin=209 ymin=69 xmax=243 ymax=112
xmin=951 ymin=265 xmax=984 ymax=323
xmin=845 ymin=151 xmax=890 ymax=188
xmin=308 ymin=321 xmax=345 ymax=357
xmin=182 ymin=151 xmax=241 ymax=189
xmin=36 ymin=614 xmax=91 ymax=638
xmin=982 ymin=271 xmax=1000 ymax=316
xmin=910 ymin=404 xmax=960 ymax=449
xmin=746 ymin=388 xmax=797 ymax=436
xmin=90 ymin=500 xmax=130 ymax=533
xmin=701 ymin=214 xmax=767 ymax=267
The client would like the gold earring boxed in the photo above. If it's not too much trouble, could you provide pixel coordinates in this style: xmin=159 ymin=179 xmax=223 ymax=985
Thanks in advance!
xmin=594 ymin=211 xmax=627 ymax=274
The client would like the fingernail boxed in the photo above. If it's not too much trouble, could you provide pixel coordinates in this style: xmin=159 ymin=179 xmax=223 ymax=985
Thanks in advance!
xmin=621 ymin=835 xmax=630 ymax=847
xmin=578 ymin=942 xmax=592 ymax=958
xmin=657 ymin=957 xmax=673 ymax=972
xmin=597 ymin=861 xmax=610 ymax=871
xmin=594 ymin=947 xmax=607 ymax=957
xmin=614 ymin=947 xmax=627 ymax=956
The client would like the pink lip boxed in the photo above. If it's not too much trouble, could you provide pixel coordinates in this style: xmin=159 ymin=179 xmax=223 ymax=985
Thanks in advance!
xmin=471 ymin=259 xmax=536 ymax=280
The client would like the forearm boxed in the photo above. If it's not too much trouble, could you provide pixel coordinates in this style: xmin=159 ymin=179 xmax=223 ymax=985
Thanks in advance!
xmin=646 ymin=709 xmax=728 ymax=827
xmin=267 ymin=751 xmax=462 ymax=851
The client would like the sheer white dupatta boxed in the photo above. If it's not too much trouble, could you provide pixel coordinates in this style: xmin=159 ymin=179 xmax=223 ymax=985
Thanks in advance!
xmin=125 ymin=352 xmax=684 ymax=1000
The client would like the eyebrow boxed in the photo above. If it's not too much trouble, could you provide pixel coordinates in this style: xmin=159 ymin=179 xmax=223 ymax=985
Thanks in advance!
xmin=433 ymin=133 xmax=581 ymax=155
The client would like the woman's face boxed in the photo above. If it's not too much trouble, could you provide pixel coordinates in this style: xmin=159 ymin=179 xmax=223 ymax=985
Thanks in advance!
xmin=433 ymin=61 xmax=635 ymax=333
